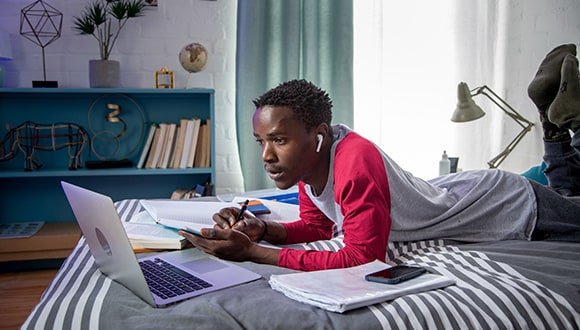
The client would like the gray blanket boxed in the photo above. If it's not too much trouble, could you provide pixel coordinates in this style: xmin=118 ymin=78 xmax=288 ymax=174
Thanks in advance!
xmin=23 ymin=200 xmax=580 ymax=329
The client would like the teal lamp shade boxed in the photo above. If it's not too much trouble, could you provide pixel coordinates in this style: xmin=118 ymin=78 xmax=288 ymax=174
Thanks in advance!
xmin=0 ymin=31 xmax=13 ymax=87
xmin=451 ymin=82 xmax=486 ymax=122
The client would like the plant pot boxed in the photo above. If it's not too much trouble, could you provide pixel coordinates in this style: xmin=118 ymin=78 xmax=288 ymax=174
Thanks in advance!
xmin=89 ymin=60 xmax=120 ymax=88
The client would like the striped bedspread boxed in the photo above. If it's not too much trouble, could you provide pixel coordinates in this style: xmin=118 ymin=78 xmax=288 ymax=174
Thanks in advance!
xmin=23 ymin=199 xmax=580 ymax=329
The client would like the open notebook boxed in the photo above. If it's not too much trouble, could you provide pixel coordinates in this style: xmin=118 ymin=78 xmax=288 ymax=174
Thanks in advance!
xmin=269 ymin=260 xmax=455 ymax=313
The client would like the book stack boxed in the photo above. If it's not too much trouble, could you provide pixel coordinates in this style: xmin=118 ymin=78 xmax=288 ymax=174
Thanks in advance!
xmin=123 ymin=210 xmax=188 ymax=250
xmin=136 ymin=118 xmax=211 ymax=169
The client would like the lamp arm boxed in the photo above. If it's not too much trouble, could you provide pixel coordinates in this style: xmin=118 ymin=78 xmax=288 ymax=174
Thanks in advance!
xmin=470 ymin=85 xmax=535 ymax=168
xmin=472 ymin=85 xmax=534 ymax=128
xmin=487 ymin=121 xmax=534 ymax=168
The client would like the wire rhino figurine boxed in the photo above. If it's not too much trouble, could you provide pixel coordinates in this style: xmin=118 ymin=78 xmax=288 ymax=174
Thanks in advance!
xmin=0 ymin=121 xmax=89 ymax=171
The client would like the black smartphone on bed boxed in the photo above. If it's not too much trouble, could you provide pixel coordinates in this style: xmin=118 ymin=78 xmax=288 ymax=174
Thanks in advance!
xmin=365 ymin=265 xmax=427 ymax=284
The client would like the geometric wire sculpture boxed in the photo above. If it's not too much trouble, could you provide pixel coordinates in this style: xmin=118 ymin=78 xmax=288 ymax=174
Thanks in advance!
xmin=87 ymin=94 xmax=146 ymax=161
xmin=20 ymin=0 xmax=62 ymax=82
xmin=0 ymin=121 xmax=89 ymax=171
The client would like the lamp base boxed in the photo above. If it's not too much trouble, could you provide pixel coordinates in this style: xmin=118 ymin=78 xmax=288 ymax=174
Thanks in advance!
xmin=32 ymin=80 xmax=58 ymax=88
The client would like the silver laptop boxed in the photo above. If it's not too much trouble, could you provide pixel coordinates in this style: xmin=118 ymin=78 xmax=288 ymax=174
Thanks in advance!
xmin=61 ymin=181 xmax=261 ymax=308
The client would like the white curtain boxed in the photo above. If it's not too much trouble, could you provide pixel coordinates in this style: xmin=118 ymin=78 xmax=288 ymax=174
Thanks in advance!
xmin=353 ymin=1 xmax=512 ymax=179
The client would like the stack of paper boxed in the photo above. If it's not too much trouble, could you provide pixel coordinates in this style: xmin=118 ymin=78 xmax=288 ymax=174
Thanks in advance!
xmin=269 ymin=260 xmax=455 ymax=313
xmin=123 ymin=211 xmax=187 ymax=250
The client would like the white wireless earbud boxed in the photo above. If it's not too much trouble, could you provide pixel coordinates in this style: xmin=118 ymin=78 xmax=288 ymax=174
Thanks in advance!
xmin=316 ymin=134 xmax=323 ymax=153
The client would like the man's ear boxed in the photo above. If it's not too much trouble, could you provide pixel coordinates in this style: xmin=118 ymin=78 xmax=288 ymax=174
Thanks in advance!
xmin=314 ymin=123 xmax=330 ymax=153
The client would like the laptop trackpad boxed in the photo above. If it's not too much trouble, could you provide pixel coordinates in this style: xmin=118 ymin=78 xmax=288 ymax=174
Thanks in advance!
xmin=181 ymin=258 xmax=228 ymax=274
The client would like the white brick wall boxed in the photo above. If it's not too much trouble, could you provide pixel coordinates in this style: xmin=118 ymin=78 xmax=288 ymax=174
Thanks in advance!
xmin=0 ymin=0 xmax=244 ymax=195
xmin=499 ymin=0 xmax=580 ymax=172
xmin=1 ymin=0 xmax=579 ymax=190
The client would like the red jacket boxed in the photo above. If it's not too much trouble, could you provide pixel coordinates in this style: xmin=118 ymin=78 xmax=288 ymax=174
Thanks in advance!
xmin=278 ymin=132 xmax=392 ymax=271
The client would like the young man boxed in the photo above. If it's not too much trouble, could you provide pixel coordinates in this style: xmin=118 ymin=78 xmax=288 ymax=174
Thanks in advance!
xmin=181 ymin=46 xmax=580 ymax=272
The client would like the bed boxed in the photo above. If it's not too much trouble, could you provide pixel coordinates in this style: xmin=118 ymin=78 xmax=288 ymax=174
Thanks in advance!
xmin=23 ymin=199 xmax=580 ymax=329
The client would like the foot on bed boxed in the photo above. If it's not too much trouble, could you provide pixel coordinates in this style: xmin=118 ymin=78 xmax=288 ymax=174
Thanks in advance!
xmin=528 ymin=44 xmax=577 ymax=110
xmin=548 ymin=54 xmax=580 ymax=132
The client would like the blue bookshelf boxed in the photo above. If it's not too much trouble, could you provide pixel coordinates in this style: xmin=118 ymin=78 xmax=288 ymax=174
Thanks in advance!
xmin=0 ymin=88 xmax=215 ymax=223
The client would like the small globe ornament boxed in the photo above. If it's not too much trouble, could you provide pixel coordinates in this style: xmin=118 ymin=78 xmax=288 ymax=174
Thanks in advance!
xmin=179 ymin=42 xmax=208 ymax=73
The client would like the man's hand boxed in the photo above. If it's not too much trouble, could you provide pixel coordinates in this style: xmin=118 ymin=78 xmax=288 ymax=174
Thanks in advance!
xmin=178 ymin=227 xmax=280 ymax=265
xmin=212 ymin=207 xmax=266 ymax=242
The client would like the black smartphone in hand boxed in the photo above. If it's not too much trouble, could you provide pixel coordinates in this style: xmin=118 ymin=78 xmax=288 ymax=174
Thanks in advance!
xmin=365 ymin=265 xmax=427 ymax=284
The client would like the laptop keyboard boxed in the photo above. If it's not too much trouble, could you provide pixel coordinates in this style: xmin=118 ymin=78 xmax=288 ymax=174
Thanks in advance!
xmin=140 ymin=258 xmax=213 ymax=299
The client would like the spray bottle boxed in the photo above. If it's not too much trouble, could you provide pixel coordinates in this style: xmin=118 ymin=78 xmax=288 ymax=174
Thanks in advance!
xmin=439 ymin=151 xmax=450 ymax=176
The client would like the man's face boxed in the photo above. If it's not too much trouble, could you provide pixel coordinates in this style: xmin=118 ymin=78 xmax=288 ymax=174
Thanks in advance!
xmin=253 ymin=106 xmax=319 ymax=189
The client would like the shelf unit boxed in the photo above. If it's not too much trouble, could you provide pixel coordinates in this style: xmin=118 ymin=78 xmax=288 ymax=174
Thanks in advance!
xmin=0 ymin=88 xmax=215 ymax=224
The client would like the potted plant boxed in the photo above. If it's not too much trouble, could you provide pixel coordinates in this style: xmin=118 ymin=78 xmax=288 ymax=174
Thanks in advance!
xmin=73 ymin=0 xmax=146 ymax=87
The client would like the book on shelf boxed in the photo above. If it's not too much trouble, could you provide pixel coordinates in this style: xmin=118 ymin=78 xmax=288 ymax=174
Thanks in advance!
xmin=203 ymin=119 xmax=211 ymax=167
xmin=168 ymin=125 xmax=181 ymax=168
xmin=171 ymin=118 xmax=189 ymax=169
xmin=179 ymin=119 xmax=193 ymax=168
xmin=123 ymin=210 xmax=188 ymax=250
xmin=194 ymin=119 xmax=211 ymax=168
xmin=269 ymin=260 xmax=456 ymax=313
xmin=146 ymin=123 xmax=167 ymax=169
xmin=185 ymin=118 xmax=202 ymax=168
xmin=160 ymin=123 xmax=177 ymax=169
xmin=139 ymin=199 xmax=238 ymax=234
xmin=137 ymin=123 xmax=158 ymax=169
xmin=193 ymin=121 xmax=203 ymax=168
xmin=144 ymin=126 xmax=161 ymax=169
xmin=155 ymin=123 xmax=170 ymax=168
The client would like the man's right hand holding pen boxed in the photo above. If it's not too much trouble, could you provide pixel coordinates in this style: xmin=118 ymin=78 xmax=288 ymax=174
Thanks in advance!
xmin=213 ymin=199 xmax=271 ymax=243
xmin=178 ymin=200 xmax=286 ymax=266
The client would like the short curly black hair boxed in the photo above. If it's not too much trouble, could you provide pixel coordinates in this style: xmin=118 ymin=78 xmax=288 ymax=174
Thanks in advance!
xmin=252 ymin=79 xmax=333 ymax=132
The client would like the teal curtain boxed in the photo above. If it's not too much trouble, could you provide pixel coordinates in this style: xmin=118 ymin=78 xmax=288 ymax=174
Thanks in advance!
xmin=236 ymin=0 xmax=353 ymax=191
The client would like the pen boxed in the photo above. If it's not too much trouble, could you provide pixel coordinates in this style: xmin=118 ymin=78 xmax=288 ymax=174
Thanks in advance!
xmin=235 ymin=199 xmax=249 ymax=224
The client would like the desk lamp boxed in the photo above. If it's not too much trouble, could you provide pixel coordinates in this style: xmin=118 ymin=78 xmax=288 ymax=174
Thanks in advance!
xmin=0 ymin=31 xmax=12 ymax=87
xmin=451 ymin=82 xmax=534 ymax=168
